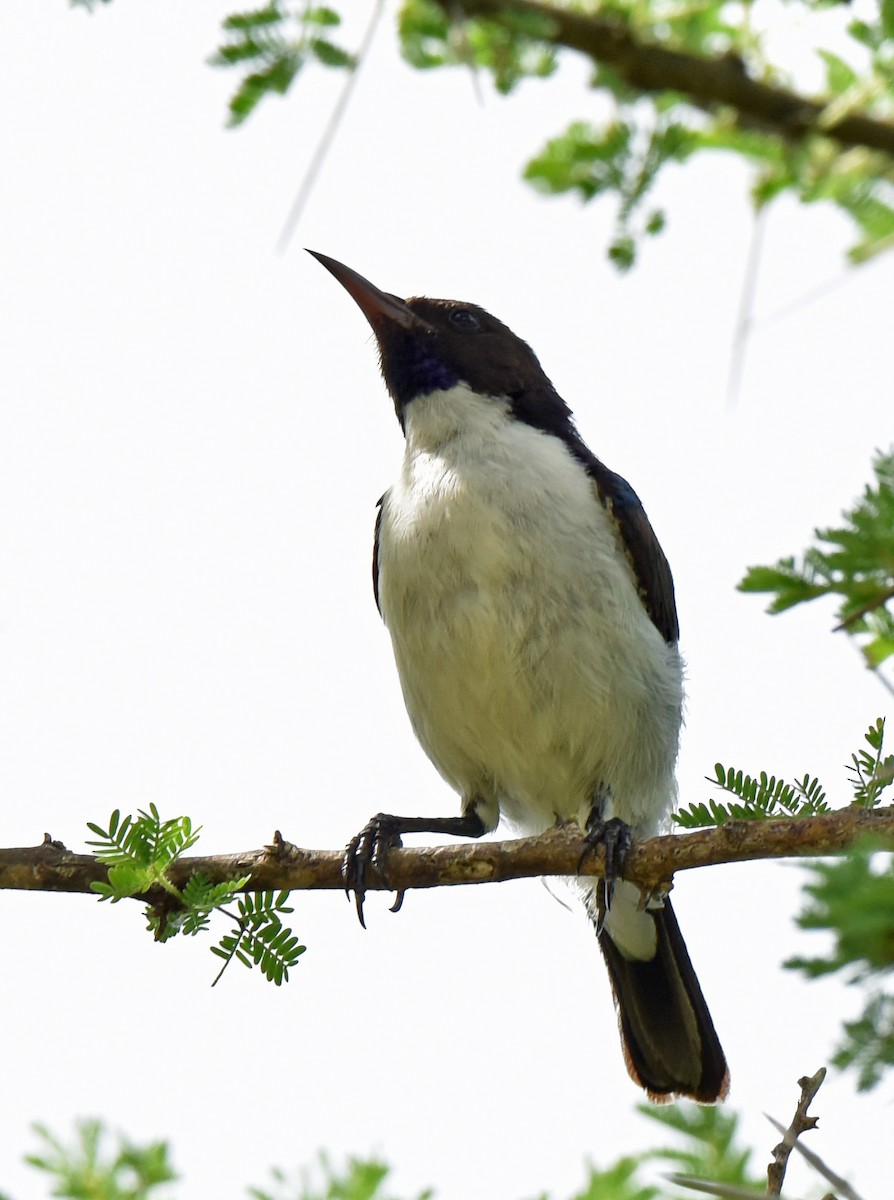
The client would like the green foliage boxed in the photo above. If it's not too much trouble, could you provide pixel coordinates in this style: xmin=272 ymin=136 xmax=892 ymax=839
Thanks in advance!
xmin=523 ymin=119 xmax=692 ymax=269
xmin=528 ymin=1157 xmax=659 ymax=1200
xmin=788 ymin=841 xmax=894 ymax=982
xmin=250 ymin=1153 xmax=433 ymax=1200
xmin=740 ymin=449 xmax=894 ymax=674
xmin=77 ymin=0 xmax=894 ymax=265
xmin=209 ymin=2 xmax=355 ymax=126
xmin=13 ymin=1107 xmax=766 ymax=1200
xmin=211 ymin=889 xmax=305 ymax=986
xmin=87 ymin=805 xmax=200 ymax=901
xmin=527 ymin=1106 xmax=764 ymax=1200
xmin=675 ymin=763 xmax=829 ymax=828
xmin=86 ymin=807 xmax=303 ymax=986
xmin=637 ymin=1103 xmax=763 ymax=1194
xmin=399 ymin=0 xmax=556 ymax=93
xmin=786 ymin=842 xmax=894 ymax=1091
xmin=395 ymin=0 xmax=894 ymax=266
xmin=847 ymin=716 xmax=894 ymax=807
xmin=24 ymin=1119 xmax=176 ymax=1200
xmin=677 ymin=719 xmax=890 ymax=828
xmin=832 ymin=991 xmax=894 ymax=1091
xmin=734 ymin=455 xmax=894 ymax=1096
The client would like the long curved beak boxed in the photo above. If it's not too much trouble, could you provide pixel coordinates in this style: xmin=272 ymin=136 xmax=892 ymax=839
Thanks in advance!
xmin=307 ymin=251 xmax=417 ymax=331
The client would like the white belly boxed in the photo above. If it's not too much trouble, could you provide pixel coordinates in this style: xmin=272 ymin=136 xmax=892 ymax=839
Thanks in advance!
xmin=377 ymin=385 xmax=683 ymax=838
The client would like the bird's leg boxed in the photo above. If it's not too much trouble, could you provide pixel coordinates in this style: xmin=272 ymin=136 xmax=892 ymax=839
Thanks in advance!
xmin=343 ymin=809 xmax=487 ymax=928
xmin=579 ymin=785 xmax=632 ymax=922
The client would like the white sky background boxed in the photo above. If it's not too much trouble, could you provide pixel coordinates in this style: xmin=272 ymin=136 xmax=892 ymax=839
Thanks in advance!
xmin=1 ymin=2 xmax=892 ymax=1197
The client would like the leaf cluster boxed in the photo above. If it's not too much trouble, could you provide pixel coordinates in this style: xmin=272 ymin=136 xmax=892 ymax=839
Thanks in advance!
xmin=740 ymin=449 xmax=894 ymax=674
xmin=250 ymin=1152 xmax=433 ymax=1200
xmin=14 ymin=1105 xmax=765 ymax=1200
xmin=24 ymin=1119 xmax=176 ymax=1200
xmin=525 ymin=1104 xmax=762 ymax=1200
xmin=78 ymin=0 xmax=894 ymax=266
xmin=87 ymin=805 xmax=200 ymax=901
xmin=212 ymin=889 xmax=305 ymax=986
xmin=674 ymin=711 xmax=894 ymax=1096
xmin=523 ymin=118 xmax=688 ymax=270
xmin=399 ymin=0 xmax=556 ymax=94
xmin=86 ymin=807 xmax=304 ymax=986
xmin=787 ymin=841 xmax=894 ymax=1091
xmin=789 ymin=840 xmax=894 ymax=982
xmin=676 ymin=719 xmax=891 ymax=828
xmin=210 ymin=3 xmax=354 ymax=126
xmin=676 ymin=764 xmax=829 ymax=828
xmin=395 ymin=0 xmax=894 ymax=267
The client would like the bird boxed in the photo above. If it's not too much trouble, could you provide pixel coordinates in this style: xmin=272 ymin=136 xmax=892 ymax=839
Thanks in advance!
xmin=309 ymin=250 xmax=729 ymax=1104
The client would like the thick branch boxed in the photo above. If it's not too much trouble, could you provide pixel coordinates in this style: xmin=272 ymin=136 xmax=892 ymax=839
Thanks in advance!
xmin=1 ymin=806 xmax=892 ymax=901
xmin=441 ymin=0 xmax=894 ymax=158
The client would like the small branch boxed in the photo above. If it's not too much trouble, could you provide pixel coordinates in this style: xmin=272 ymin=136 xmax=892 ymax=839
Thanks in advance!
xmin=766 ymin=1068 xmax=826 ymax=1196
xmin=275 ymin=0 xmax=386 ymax=253
xmin=665 ymin=1176 xmax=781 ymax=1200
xmin=765 ymin=1112 xmax=865 ymax=1200
xmin=1 ymin=806 xmax=892 ymax=901
xmin=440 ymin=0 xmax=894 ymax=158
xmin=834 ymin=583 xmax=894 ymax=631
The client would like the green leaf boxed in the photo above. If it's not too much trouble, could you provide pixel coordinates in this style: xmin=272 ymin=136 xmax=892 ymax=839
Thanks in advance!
xmin=818 ymin=48 xmax=858 ymax=94
xmin=832 ymin=991 xmax=894 ymax=1090
xmin=786 ymin=841 xmax=894 ymax=982
xmin=882 ymin=0 xmax=894 ymax=39
xmin=222 ymin=5 xmax=283 ymax=32
xmin=227 ymin=55 xmax=301 ymax=125
xmin=305 ymin=6 xmax=341 ymax=26
xmin=739 ymin=450 xmax=894 ymax=647
xmin=211 ymin=38 xmax=270 ymax=66
xmin=211 ymin=891 xmax=303 ymax=987
xmin=645 ymin=208 xmax=666 ymax=235
xmin=309 ymin=37 xmax=355 ymax=69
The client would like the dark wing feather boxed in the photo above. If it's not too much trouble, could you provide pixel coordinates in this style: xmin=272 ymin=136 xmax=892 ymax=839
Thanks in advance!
xmin=372 ymin=497 xmax=384 ymax=615
xmin=584 ymin=457 xmax=679 ymax=644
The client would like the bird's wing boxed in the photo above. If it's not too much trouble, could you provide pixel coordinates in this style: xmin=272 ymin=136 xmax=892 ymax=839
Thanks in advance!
xmin=586 ymin=460 xmax=680 ymax=644
xmin=372 ymin=496 xmax=384 ymax=615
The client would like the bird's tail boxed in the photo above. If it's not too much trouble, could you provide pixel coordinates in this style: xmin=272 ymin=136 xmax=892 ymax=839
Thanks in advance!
xmin=593 ymin=882 xmax=729 ymax=1103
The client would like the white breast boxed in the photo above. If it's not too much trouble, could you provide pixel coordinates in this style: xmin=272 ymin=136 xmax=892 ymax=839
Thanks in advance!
xmin=376 ymin=383 xmax=683 ymax=838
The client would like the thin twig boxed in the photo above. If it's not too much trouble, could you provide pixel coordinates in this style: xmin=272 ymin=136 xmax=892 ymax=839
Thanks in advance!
xmin=276 ymin=0 xmax=386 ymax=254
xmin=726 ymin=206 xmax=767 ymax=409
xmin=834 ymin=584 xmax=894 ymax=632
xmin=766 ymin=1068 xmax=826 ymax=1195
xmin=665 ymin=1175 xmax=789 ymax=1200
xmin=765 ymin=1114 xmax=866 ymax=1200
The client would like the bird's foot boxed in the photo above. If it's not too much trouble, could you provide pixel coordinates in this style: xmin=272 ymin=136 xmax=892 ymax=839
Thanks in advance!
xmin=579 ymin=812 xmax=632 ymax=919
xmin=342 ymin=812 xmax=406 ymax=929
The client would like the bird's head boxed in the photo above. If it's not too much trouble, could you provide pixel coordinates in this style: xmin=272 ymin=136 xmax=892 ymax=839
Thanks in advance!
xmin=309 ymin=251 xmax=573 ymax=436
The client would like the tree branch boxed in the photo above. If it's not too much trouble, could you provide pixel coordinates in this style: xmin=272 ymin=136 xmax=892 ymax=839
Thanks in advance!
xmin=2 ymin=806 xmax=892 ymax=901
xmin=758 ymin=1075 xmax=864 ymax=1195
xmin=766 ymin=1068 xmax=826 ymax=1197
xmin=440 ymin=0 xmax=894 ymax=158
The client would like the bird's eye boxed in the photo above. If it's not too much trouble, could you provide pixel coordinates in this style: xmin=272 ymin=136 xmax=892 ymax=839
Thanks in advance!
xmin=449 ymin=309 xmax=481 ymax=331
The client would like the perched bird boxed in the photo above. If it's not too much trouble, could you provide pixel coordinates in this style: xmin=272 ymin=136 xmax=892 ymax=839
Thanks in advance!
xmin=309 ymin=251 xmax=729 ymax=1103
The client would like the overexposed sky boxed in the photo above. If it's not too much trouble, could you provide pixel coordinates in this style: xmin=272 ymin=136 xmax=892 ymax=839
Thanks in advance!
xmin=1 ymin=3 xmax=891 ymax=1198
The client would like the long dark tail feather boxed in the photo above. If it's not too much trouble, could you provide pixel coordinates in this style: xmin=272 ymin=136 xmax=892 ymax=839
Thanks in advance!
xmin=597 ymin=897 xmax=729 ymax=1103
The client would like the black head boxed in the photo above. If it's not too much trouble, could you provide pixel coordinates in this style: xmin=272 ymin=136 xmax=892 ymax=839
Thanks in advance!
xmin=309 ymin=251 xmax=575 ymax=438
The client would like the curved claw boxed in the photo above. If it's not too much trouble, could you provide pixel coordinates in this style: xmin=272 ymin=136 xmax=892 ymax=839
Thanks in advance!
xmin=341 ymin=813 xmax=404 ymax=928
xmin=579 ymin=813 xmax=632 ymax=914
